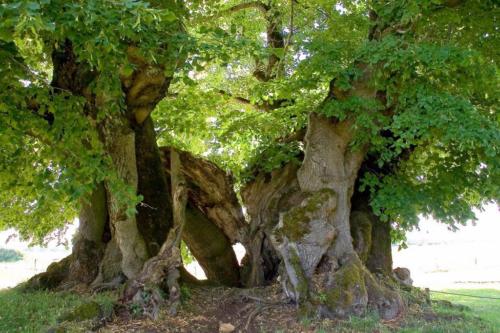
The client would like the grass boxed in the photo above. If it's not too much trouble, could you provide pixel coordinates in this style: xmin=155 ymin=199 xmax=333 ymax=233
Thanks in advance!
xmin=0 ymin=287 xmax=498 ymax=332
xmin=0 ymin=288 xmax=115 ymax=333
xmin=430 ymin=289 xmax=500 ymax=331
xmin=313 ymin=289 xmax=500 ymax=333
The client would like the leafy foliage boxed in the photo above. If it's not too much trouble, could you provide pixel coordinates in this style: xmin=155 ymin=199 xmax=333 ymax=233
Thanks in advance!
xmin=0 ymin=0 xmax=498 ymax=242
xmin=0 ymin=0 xmax=185 ymax=241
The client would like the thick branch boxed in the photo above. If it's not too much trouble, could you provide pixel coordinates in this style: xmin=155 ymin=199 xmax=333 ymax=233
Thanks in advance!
xmin=224 ymin=1 xmax=269 ymax=15
xmin=217 ymin=89 xmax=259 ymax=109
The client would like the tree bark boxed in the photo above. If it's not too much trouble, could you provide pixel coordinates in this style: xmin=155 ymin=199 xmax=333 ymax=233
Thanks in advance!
xmin=351 ymin=190 xmax=393 ymax=276
xmin=122 ymin=148 xmax=188 ymax=318
xmin=267 ymin=114 xmax=403 ymax=320
xmin=162 ymin=147 xmax=243 ymax=286
xmin=240 ymin=163 xmax=300 ymax=287
xmin=65 ymin=183 xmax=108 ymax=284
xmin=161 ymin=147 xmax=246 ymax=243
xmin=103 ymin=120 xmax=149 ymax=279
xmin=183 ymin=203 xmax=241 ymax=286
xmin=25 ymin=184 xmax=109 ymax=290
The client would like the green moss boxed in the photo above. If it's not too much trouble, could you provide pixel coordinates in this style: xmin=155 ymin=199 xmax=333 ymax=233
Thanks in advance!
xmin=350 ymin=212 xmax=372 ymax=262
xmin=324 ymin=260 xmax=366 ymax=312
xmin=280 ymin=189 xmax=335 ymax=241
xmin=57 ymin=301 xmax=101 ymax=322
xmin=0 ymin=289 xmax=115 ymax=333
xmin=289 ymin=248 xmax=309 ymax=300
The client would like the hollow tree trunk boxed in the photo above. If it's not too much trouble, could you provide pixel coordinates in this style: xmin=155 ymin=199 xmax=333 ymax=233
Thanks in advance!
xmin=135 ymin=117 xmax=173 ymax=256
xmin=351 ymin=190 xmax=393 ymax=276
xmin=123 ymin=148 xmax=188 ymax=318
xmin=162 ymin=147 xmax=243 ymax=286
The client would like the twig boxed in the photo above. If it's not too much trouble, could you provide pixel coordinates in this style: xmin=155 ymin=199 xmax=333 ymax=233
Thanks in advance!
xmin=245 ymin=304 xmax=270 ymax=331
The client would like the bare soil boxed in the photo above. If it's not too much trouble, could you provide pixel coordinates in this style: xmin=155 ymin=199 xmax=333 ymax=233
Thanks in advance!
xmin=101 ymin=284 xmax=314 ymax=333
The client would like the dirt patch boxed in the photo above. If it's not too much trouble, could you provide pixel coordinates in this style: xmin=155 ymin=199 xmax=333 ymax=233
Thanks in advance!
xmin=98 ymin=282 xmax=485 ymax=333
xmin=101 ymin=284 xmax=308 ymax=333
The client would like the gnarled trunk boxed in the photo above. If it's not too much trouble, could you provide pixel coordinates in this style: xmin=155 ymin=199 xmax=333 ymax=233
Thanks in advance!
xmin=162 ymin=147 xmax=243 ymax=286
xmin=267 ymin=114 xmax=403 ymax=320
xmin=240 ymin=163 xmax=299 ymax=287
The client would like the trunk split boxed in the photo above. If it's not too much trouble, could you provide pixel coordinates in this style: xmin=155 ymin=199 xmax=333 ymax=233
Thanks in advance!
xmin=122 ymin=148 xmax=187 ymax=319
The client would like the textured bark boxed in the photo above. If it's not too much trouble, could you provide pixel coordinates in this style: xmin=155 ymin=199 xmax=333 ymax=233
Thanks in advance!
xmin=161 ymin=147 xmax=246 ymax=243
xmin=162 ymin=147 xmax=243 ymax=286
xmin=264 ymin=113 xmax=403 ymax=320
xmin=183 ymin=204 xmax=241 ymax=287
xmin=240 ymin=163 xmax=300 ymax=287
xmin=271 ymin=114 xmax=361 ymax=306
xmin=104 ymin=122 xmax=149 ymax=279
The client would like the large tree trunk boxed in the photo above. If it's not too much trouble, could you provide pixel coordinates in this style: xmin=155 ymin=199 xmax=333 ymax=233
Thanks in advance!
xmin=267 ymin=114 xmax=403 ymax=320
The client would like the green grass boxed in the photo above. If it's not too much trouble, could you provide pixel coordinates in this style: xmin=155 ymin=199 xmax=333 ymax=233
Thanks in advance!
xmin=0 ymin=288 xmax=115 ymax=333
xmin=430 ymin=289 xmax=500 ymax=331
xmin=307 ymin=289 xmax=500 ymax=333
xmin=0 ymin=288 xmax=498 ymax=332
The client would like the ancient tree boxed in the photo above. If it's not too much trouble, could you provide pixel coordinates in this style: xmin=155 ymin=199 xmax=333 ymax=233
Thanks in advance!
xmin=1 ymin=0 xmax=498 ymax=322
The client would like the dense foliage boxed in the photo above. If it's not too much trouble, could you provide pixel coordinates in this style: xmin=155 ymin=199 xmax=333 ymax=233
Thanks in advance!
xmin=0 ymin=0 xmax=498 ymax=244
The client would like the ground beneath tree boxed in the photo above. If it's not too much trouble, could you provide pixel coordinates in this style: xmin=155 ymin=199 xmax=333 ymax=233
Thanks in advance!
xmin=102 ymin=284 xmax=302 ymax=333
xmin=97 ymin=282 xmax=489 ymax=333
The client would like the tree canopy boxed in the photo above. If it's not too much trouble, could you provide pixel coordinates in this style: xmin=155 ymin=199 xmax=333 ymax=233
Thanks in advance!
xmin=2 ymin=0 xmax=497 ymax=243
